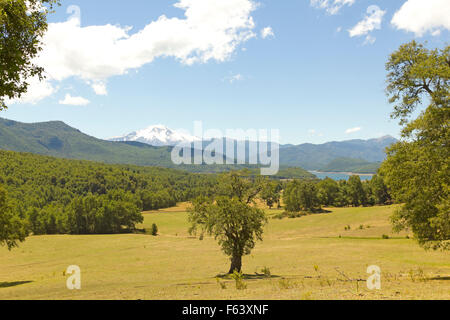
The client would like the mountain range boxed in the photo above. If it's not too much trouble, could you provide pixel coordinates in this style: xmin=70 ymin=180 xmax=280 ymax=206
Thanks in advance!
xmin=0 ymin=118 xmax=397 ymax=174
xmin=110 ymin=124 xmax=201 ymax=146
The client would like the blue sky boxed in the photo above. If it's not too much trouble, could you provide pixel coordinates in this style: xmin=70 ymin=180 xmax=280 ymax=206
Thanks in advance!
xmin=3 ymin=0 xmax=449 ymax=144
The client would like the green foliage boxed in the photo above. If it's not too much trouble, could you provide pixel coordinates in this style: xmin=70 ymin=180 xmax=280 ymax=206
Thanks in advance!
xmin=386 ymin=41 xmax=449 ymax=124
xmin=0 ymin=0 xmax=59 ymax=110
xmin=283 ymin=180 xmax=320 ymax=213
xmin=230 ymin=271 xmax=247 ymax=290
xmin=66 ymin=192 xmax=143 ymax=234
xmin=347 ymin=176 xmax=368 ymax=207
xmin=319 ymin=158 xmax=381 ymax=174
xmin=381 ymin=41 xmax=449 ymax=250
xmin=260 ymin=266 xmax=271 ymax=278
xmin=0 ymin=150 xmax=217 ymax=235
xmin=151 ymin=223 xmax=158 ymax=236
xmin=270 ymin=167 xmax=316 ymax=179
xmin=260 ymin=180 xmax=281 ymax=208
xmin=369 ymin=175 xmax=391 ymax=205
xmin=282 ymin=176 xmax=390 ymax=215
xmin=0 ymin=184 xmax=27 ymax=249
xmin=317 ymin=178 xmax=340 ymax=207
xmin=188 ymin=172 xmax=267 ymax=274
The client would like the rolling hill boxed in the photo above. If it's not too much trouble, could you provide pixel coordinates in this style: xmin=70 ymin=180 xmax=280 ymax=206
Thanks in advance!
xmin=318 ymin=158 xmax=381 ymax=173
xmin=0 ymin=118 xmax=396 ymax=174
xmin=278 ymin=136 xmax=396 ymax=171
xmin=0 ymin=117 xmax=174 ymax=167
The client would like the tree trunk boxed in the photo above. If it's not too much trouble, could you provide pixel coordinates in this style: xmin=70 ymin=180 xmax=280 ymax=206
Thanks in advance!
xmin=228 ymin=254 xmax=242 ymax=274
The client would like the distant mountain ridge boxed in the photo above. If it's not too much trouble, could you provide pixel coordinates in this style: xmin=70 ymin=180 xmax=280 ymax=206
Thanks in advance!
xmin=0 ymin=117 xmax=174 ymax=167
xmin=279 ymin=136 xmax=397 ymax=170
xmin=318 ymin=158 xmax=381 ymax=174
xmin=0 ymin=118 xmax=397 ymax=174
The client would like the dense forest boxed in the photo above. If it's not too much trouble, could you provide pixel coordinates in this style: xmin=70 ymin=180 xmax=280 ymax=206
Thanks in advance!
xmin=0 ymin=150 xmax=218 ymax=235
xmin=282 ymin=175 xmax=391 ymax=214
xmin=0 ymin=149 xmax=391 ymax=238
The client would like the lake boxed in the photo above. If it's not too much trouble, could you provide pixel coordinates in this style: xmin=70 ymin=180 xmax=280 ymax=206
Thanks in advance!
xmin=310 ymin=171 xmax=374 ymax=181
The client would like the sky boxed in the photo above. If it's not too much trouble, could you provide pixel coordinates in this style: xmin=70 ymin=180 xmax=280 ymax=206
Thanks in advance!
xmin=3 ymin=0 xmax=449 ymax=144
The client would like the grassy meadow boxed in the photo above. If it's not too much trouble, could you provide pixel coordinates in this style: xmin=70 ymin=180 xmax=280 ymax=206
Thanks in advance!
xmin=0 ymin=204 xmax=449 ymax=300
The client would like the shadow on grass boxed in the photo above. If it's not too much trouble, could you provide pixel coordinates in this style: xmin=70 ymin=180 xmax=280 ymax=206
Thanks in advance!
xmin=272 ymin=209 xmax=332 ymax=220
xmin=0 ymin=281 xmax=33 ymax=288
xmin=428 ymin=276 xmax=450 ymax=281
xmin=216 ymin=273 xmax=281 ymax=280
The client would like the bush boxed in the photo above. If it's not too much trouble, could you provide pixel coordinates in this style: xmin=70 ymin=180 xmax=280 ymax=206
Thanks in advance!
xmin=151 ymin=223 xmax=158 ymax=236
xmin=261 ymin=266 xmax=271 ymax=277
xmin=231 ymin=271 xmax=247 ymax=290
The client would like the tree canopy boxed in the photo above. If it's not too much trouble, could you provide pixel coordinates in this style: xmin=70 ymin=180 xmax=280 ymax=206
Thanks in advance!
xmin=0 ymin=0 xmax=58 ymax=110
xmin=0 ymin=185 xmax=27 ymax=249
xmin=188 ymin=172 xmax=267 ymax=273
xmin=381 ymin=41 xmax=449 ymax=250
xmin=0 ymin=150 xmax=218 ymax=236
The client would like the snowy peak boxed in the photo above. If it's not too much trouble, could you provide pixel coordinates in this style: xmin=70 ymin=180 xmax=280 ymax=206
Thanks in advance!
xmin=109 ymin=125 xmax=200 ymax=146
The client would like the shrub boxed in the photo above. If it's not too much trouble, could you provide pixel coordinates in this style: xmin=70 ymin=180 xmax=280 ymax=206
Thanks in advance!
xmin=151 ymin=223 xmax=158 ymax=236
xmin=231 ymin=271 xmax=247 ymax=290
xmin=261 ymin=266 xmax=271 ymax=277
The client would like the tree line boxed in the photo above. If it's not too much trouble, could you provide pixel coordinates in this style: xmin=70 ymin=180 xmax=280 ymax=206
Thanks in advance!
xmin=0 ymin=150 xmax=217 ymax=247
xmin=282 ymin=175 xmax=391 ymax=213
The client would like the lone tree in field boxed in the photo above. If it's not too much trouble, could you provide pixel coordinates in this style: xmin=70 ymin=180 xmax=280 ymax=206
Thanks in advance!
xmin=0 ymin=185 xmax=27 ymax=249
xmin=0 ymin=0 xmax=59 ymax=110
xmin=188 ymin=172 xmax=267 ymax=274
xmin=380 ymin=41 xmax=449 ymax=250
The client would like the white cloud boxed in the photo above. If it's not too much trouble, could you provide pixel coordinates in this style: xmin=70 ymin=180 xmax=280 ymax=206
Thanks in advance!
xmin=431 ymin=29 xmax=441 ymax=37
xmin=363 ymin=34 xmax=376 ymax=45
xmin=261 ymin=26 xmax=275 ymax=39
xmin=6 ymin=77 xmax=57 ymax=105
xmin=224 ymin=73 xmax=244 ymax=84
xmin=391 ymin=0 xmax=450 ymax=37
xmin=345 ymin=127 xmax=362 ymax=134
xmin=21 ymin=0 xmax=258 ymax=104
xmin=91 ymin=82 xmax=108 ymax=96
xmin=310 ymin=0 xmax=355 ymax=15
xmin=59 ymin=94 xmax=90 ymax=106
xmin=348 ymin=5 xmax=386 ymax=39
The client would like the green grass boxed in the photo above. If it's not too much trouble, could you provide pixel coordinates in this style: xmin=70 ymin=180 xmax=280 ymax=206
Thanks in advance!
xmin=0 ymin=205 xmax=449 ymax=300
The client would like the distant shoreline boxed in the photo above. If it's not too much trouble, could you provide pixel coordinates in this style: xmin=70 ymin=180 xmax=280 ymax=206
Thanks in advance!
xmin=309 ymin=171 xmax=375 ymax=177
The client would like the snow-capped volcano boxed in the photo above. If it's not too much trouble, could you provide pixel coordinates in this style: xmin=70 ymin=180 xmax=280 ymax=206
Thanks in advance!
xmin=109 ymin=125 xmax=201 ymax=146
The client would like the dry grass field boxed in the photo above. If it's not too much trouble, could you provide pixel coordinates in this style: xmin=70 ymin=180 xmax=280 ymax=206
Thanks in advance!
xmin=0 ymin=204 xmax=449 ymax=300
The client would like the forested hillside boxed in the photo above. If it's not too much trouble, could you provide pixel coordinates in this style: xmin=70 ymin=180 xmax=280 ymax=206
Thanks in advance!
xmin=319 ymin=158 xmax=381 ymax=173
xmin=279 ymin=136 xmax=396 ymax=171
xmin=0 ymin=150 xmax=217 ymax=235
xmin=0 ymin=117 xmax=175 ymax=167
xmin=0 ymin=118 xmax=391 ymax=174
